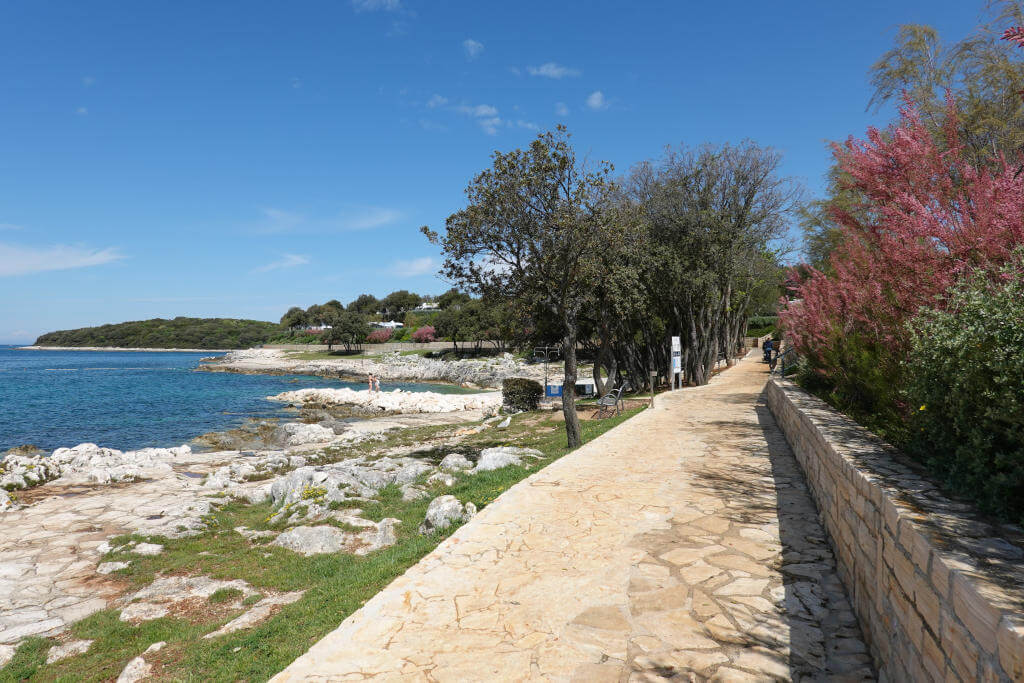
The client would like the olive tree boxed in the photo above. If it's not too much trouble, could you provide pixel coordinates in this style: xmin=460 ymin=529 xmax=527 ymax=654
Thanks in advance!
xmin=424 ymin=127 xmax=619 ymax=448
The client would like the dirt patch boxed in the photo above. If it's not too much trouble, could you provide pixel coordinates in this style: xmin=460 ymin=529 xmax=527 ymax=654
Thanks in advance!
xmin=168 ymin=596 xmax=244 ymax=625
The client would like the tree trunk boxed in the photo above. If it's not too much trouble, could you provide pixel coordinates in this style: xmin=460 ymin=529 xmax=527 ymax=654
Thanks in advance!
xmin=561 ymin=314 xmax=582 ymax=449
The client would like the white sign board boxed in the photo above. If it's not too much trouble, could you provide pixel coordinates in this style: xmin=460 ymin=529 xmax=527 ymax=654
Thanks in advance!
xmin=670 ymin=336 xmax=682 ymax=387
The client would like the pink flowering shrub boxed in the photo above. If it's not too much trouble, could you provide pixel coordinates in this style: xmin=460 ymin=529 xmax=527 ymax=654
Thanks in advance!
xmin=367 ymin=328 xmax=393 ymax=343
xmin=411 ymin=325 xmax=436 ymax=343
xmin=780 ymin=101 xmax=1024 ymax=428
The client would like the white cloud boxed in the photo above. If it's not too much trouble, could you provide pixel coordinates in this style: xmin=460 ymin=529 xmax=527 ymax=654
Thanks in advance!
xmin=82 ymin=76 xmax=95 ymax=87
xmin=426 ymin=94 xmax=448 ymax=108
xmin=527 ymin=62 xmax=581 ymax=79
xmin=586 ymin=90 xmax=608 ymax=110
xmin=255 ymin=206 xmax=401 ymax=233
xmin=456 ymin=103 xmax=498 ymax=118
xmin=351 ymin=0 xmax=401 ymax=11
xmin=253 ymin=253 xmax=310 ymax=273
xmin=512 ymin=120 xmax=538 ymax=131
xmin=555 ymin=102 xmax=569 ymax=116
xmin=389 ymin=257 xmax=436 ymax=276
xmin=290 ymin=76 xmax=302 ymax=89
xmin=260 ymin=207 xmax=305 ymax=232
xmin=0 ymin=223 xmax=22 ymax=231
xmin=479 ymin=117 xmax=502 ymax=135
xmin=76 ymin=107 xmax=88 ymax=116
xmin=463 ymin=39 xmax=484 ymax=60
xmin=0 ymin=243 xmax=125 ymax=277
xmin=340 ymin=206 xmax=403 ymax=230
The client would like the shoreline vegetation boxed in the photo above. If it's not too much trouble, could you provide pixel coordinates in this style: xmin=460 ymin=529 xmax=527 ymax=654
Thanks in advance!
xmin=32 ymin=317 xmax=281 ymax=350
xmin=18 ymin=346 xmax=234 ymax=353
xmin=0 ymin=346 xmax=644 ymax=681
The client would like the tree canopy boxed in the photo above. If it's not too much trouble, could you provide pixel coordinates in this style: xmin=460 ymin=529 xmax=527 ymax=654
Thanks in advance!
xmin=35 ymin=318 xmax=280 ymax=349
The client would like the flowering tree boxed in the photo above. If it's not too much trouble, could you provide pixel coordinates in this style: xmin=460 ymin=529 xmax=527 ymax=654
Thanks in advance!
xmin=367 ymin=328 xmax=393 ymax=343
xmin=781 ymin=101 xmax=1024 ymax=417
xmin=411 ymin=325 xmax=436 ymax=343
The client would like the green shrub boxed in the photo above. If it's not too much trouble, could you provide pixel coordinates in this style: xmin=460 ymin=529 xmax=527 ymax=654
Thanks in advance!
xmin=795 ymin=330 xmax=907 ymax=445
xmin=502 ymin=377 xmax=543 ymax=412
xmin=904 ymin=257 xmax=1024 ymax=525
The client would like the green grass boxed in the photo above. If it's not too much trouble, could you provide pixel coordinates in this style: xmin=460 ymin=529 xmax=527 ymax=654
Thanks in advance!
xmin=208 ymin=588 xmax=244 ymax=604
xmin=1 ymin=406 xmax=644 ymax=682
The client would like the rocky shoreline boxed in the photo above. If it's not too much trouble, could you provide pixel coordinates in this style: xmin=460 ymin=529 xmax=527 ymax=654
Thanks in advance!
xmin=0 ymin=375 xmax=541 ymax=672
xmin=197 ymin=348 xmax=551 ymax=388
xmin=18 ymin=346 xmax=234 ymax=353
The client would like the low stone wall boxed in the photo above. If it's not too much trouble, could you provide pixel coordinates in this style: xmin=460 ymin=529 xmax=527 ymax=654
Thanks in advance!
xmin=766 ymin=378 xmax=1024 ymax=682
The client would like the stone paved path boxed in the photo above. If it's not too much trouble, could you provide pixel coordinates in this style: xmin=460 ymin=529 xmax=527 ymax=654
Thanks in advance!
xmin=274 ymin=352 xmax=875 ymax=682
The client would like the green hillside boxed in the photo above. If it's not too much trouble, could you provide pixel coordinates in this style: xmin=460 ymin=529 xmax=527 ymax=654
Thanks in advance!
xmin=34 ymin=317 xmax=280 ymax=349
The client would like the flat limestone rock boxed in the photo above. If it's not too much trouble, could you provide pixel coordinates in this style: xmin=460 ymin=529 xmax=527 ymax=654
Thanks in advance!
xmin=119 ymin=602 xmax=169 ymax=622
xmin=202 ymin=591 xmax=305 ymax=639
xmin=116 ymin=656 xmax=151 ymax=683
xmin=46 ymin=639 xmax=93 ymax=664
xmin=97 ymin=561 xmax=131 ymax=575
xmin=474 ymin=446 xmax=544 ymax=472
xmin=272 ymin=525 xmax=349 ymax=555
xmin=131 ymin=543 xmax=163 ymax=556
xmin=418 ymin=495 xmax=476 ymax=535
xmin=0 ymin=617 xmax=65 ymax=644
xmin=0 ymin=644 xmax=16 ymax=669
xmin=439 ymin=453 xmax=473 ymax=472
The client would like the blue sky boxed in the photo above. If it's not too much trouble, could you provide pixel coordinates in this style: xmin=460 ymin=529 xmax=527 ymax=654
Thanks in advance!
xmin=0 ymin=0 xmax=980 ymax=343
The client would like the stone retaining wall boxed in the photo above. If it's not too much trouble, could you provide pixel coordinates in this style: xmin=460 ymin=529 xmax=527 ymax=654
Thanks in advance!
xmin=766 ymin=378 xmax=1024 ymax=682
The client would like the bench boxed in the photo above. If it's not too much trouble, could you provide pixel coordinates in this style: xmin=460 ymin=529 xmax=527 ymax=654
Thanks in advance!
xmin=595 ymin=386 xmax=626 ymax=419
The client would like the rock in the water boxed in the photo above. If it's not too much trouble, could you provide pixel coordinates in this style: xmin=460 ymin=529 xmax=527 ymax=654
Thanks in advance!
xmin=272 ymin=525 xmax=349 ymax=555
xmin=419 ymin=495 xmax=476 ymax=534
xmin=474 ymin=446 xmax=544 ymax=472
xmin=439 ymin=453 xmax=473 ymax=472
xmin=46 ymin=639 xmax=93 ymax=664
xmin=97 ymin=561 xmax=131 ymax=575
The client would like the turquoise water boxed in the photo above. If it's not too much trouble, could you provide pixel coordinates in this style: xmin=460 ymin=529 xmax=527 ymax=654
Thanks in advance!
xmin=0 ymin=346 xmax=458 ymax=452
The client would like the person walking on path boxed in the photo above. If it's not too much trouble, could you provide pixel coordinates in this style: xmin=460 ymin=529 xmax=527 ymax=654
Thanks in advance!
xmin=367 ymin=373 xmax=375 ymax=393
xmin=373 ymin=375 xmax=381 ymax=393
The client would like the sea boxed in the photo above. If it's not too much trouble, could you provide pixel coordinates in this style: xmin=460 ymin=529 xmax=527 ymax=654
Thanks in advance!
xmin=0 ymin=346 xmax=463 ymax=453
